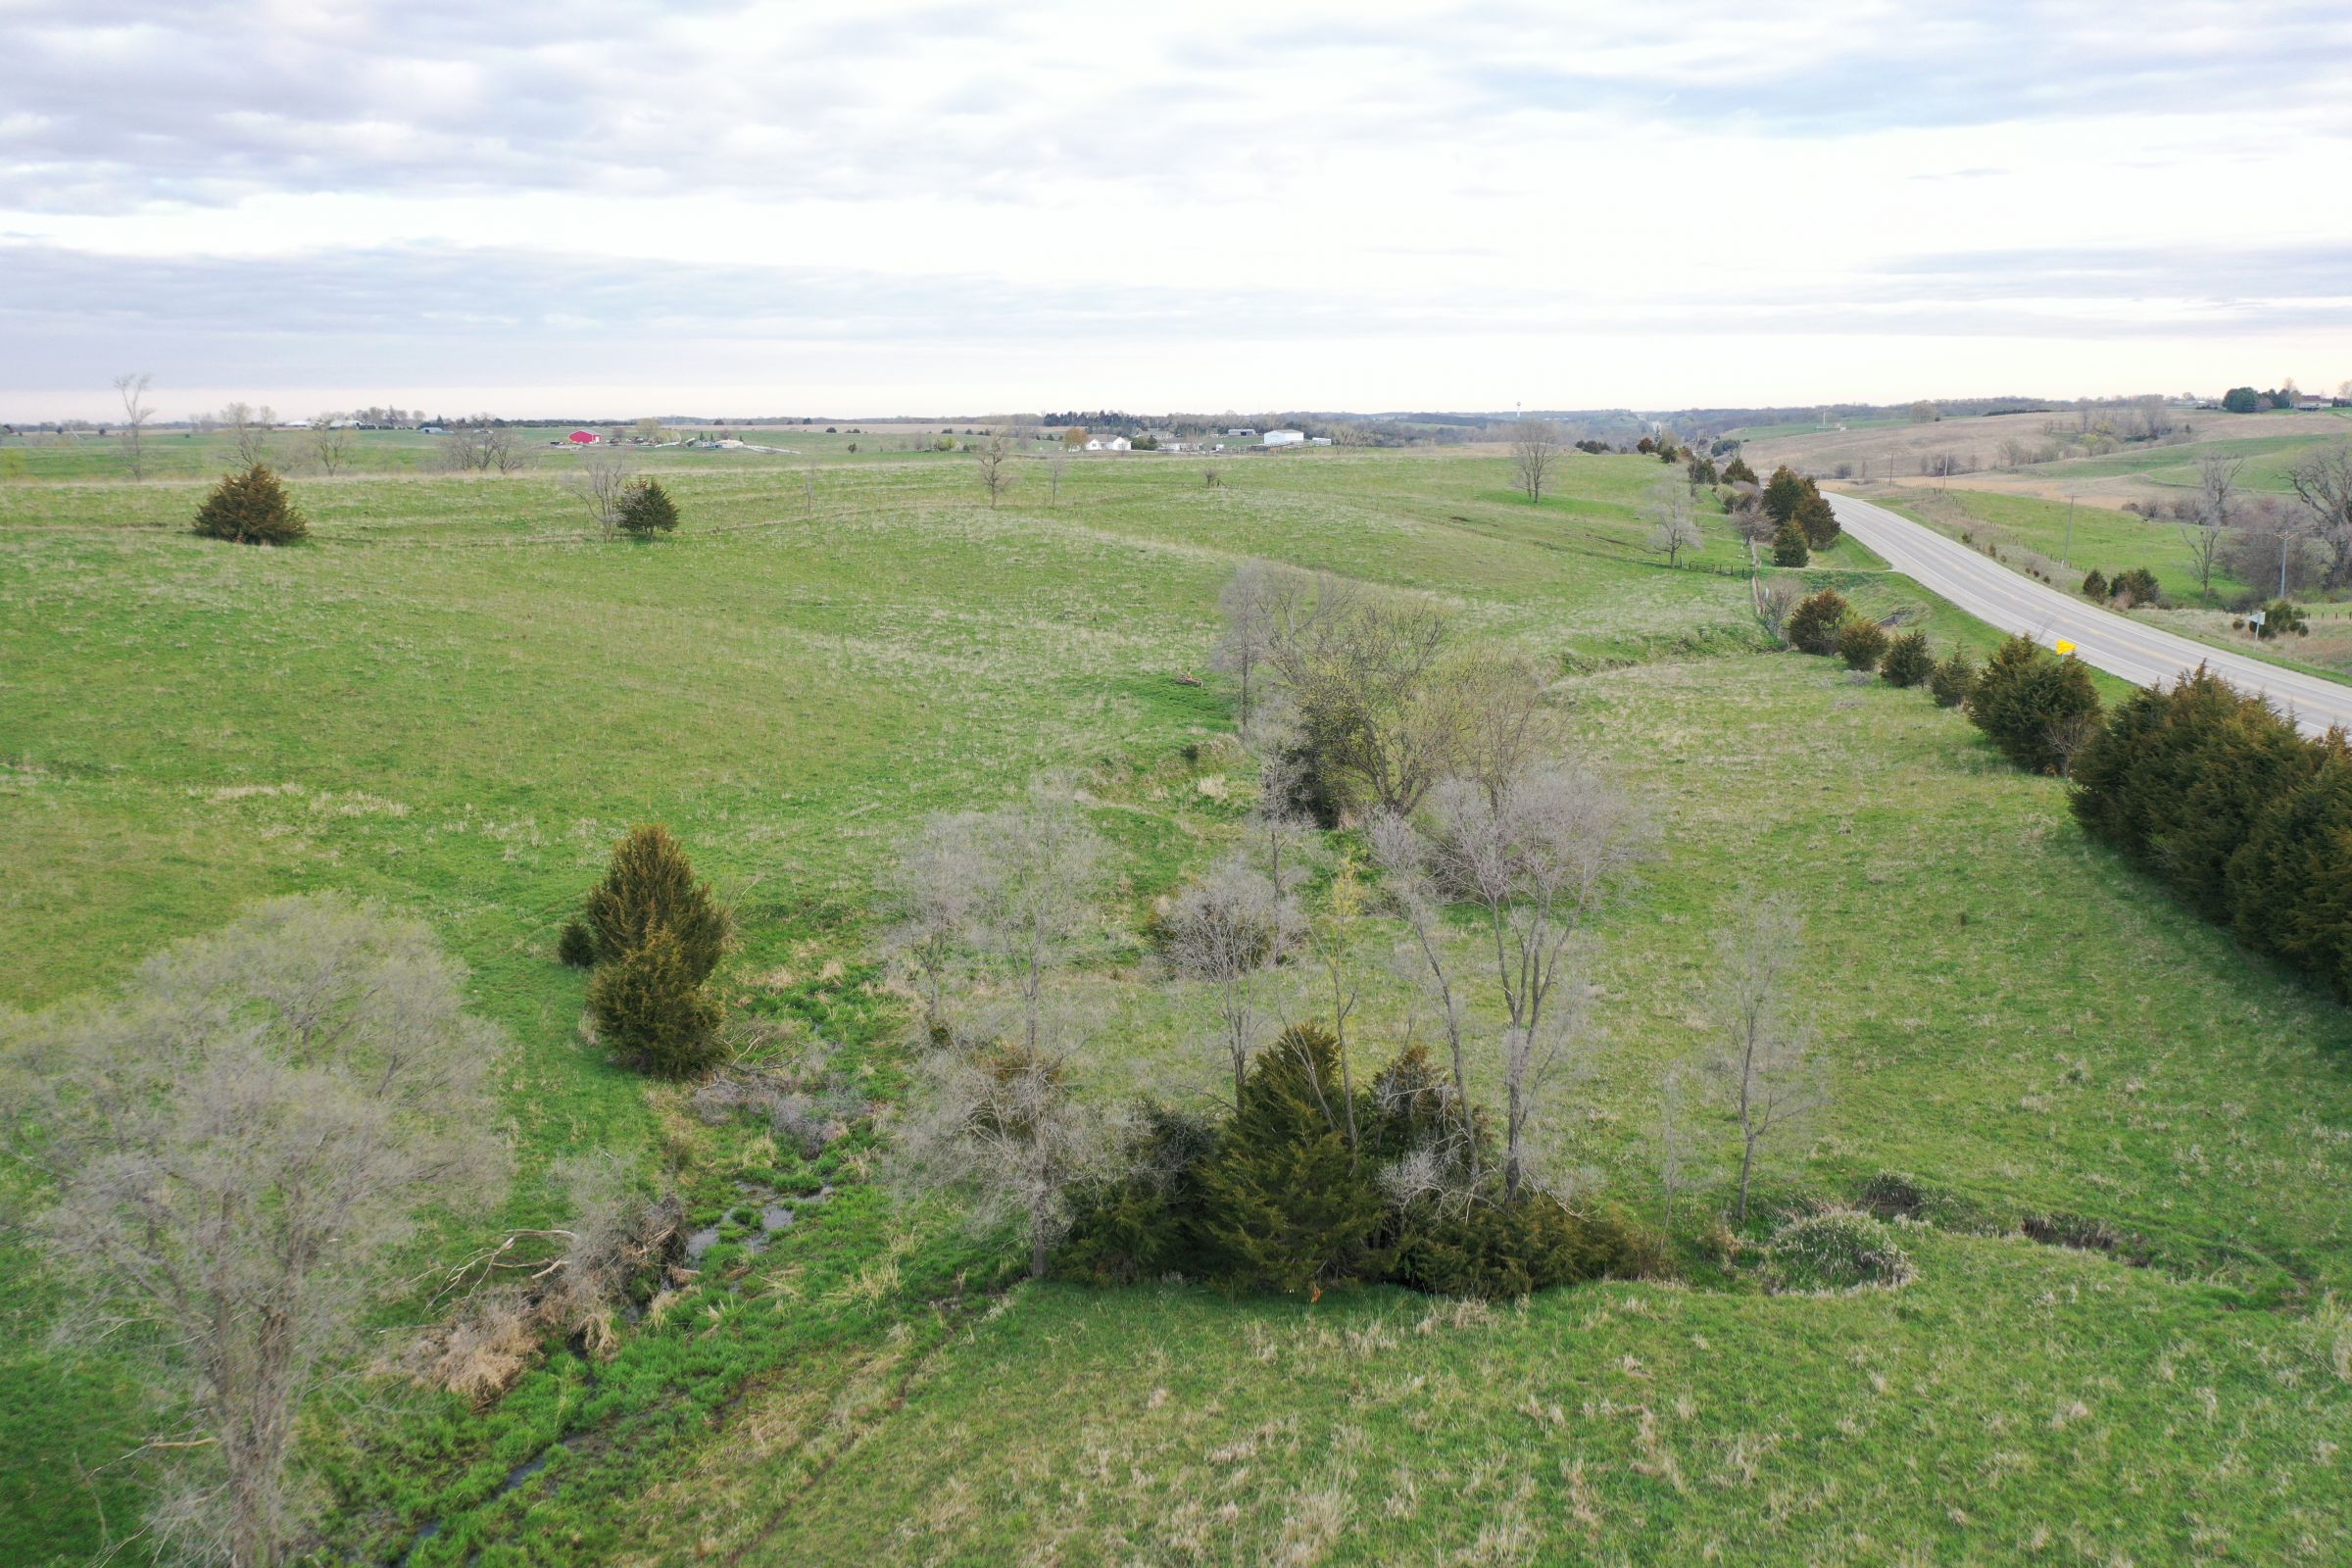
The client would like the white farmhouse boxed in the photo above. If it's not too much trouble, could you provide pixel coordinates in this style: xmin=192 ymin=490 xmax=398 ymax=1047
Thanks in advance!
xmin=1084 ymin=434 xmax=1131 ymax=452
xmin=1262 ymin=429 xmax=1305 ymax=447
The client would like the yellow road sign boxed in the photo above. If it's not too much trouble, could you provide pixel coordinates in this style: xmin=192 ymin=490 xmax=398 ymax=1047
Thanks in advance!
xmin=2055 ymin=639 xmax=2076 ymax=655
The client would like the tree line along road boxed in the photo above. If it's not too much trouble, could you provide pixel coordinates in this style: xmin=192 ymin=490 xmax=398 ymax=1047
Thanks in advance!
xmin=1826 ymin=491 xmax=2352 ymax=736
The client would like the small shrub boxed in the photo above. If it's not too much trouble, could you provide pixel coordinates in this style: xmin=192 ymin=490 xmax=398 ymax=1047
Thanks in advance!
xmin=1390 ymin=1192 xmax=1634 ymax=1300
xmin=2081 ymin=568 xmax=2108 ymax=600
xmin=585 ymin=824 xmax=729 ymax=978
xmin=1765 ymin=1208 xmax=1915 ymax=1294
xmin=2112 ymin=566 xmax=2161 ymax=607
xmin=587 ymin=927 xmax=724 ymax=1076
xmin=1837 ymin=617 xmax=1889 ymax=671
xmin=1928 ymin=651 xmax=1977 ymax=708
xmin=1967 ymin=636 xmax=2100 ymax=773
xmin=557 ymin=919 xmax=596 ymax=967
xmin=192 ymin=464 xmax=308 ymax=544
xmin=1771 ymin=520 xmax=1809 ymax=567
xmin=616 ymin=478 xmax=680 ymax=536
xmin=1786 ymin=588 xmax=1850 ymax=655
xmin=2256 ymin=599 xmax=2308 ymax=639
xmin=1880 ymin=630 xmax=1933 ymax=687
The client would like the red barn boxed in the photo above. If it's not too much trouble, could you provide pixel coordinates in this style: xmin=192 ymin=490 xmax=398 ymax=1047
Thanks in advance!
xmin=566 ymin=429 xmax=601 ymax=445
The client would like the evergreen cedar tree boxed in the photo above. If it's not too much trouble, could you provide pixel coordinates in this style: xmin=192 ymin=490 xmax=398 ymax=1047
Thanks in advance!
xmin=2226 ymin=733 xmax=2352 ymax=997
xmin=1058 ymin=1027 xmax=1635 ymax=1299
xmin=1763 ymin=466 xmax=1808 ymax=526
xmin=1966 ymin=636 xmax=2100 ymax=774
xmin=1837 ymin=618 xmax=1889 ymax=671
xmin=2068 ymin=667 xmax=2323 ymax=920
xmin=192 ymin=463 xmax=308 ymax=544
xmin=557 ymin=919 xmax=596 ymax=967
xmin=617 ymin=477 xmax=680 ymax=536
xmin=1880 ymin=629 xmax=1934 ymax=688
xmin=1196 ymin=1024 xmax=1386 ymax=1296
xmin=1723 ymin=456 xmax=1757 ymax=485
xmin=1928 ymin=651 xmax=1977 ymax=708
xmin=1771 ymin=521 xmax=1810 ymax=567
xmin=584 ymin=824 xmax=728 ymax=977
xmin=2082 ymin=569 xmax=2109 ymax=600
xmin=588 ymin=927 xmax=725 ymax=1075
xmin=1785 ymin=588 xmax=1850 ymax=655
xmin=2111 ymin=566 xmax=2161 ymax=606
xmin=578 ymin=824 xmax=730 ymax=1075
xmin=1795 ymin=486 xmax=1840 ymax=549
xmin=2071 ymin=669 xmax=2352 ymax=999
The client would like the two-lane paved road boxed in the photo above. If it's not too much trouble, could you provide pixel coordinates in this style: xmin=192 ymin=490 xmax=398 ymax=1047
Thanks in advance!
xmin=1827 ymin=491 xmax=2352 ymax=735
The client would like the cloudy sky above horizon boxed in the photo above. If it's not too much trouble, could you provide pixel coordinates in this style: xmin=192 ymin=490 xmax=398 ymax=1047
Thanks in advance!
xmin=5 ymin=1 xmax=2350 ymax=420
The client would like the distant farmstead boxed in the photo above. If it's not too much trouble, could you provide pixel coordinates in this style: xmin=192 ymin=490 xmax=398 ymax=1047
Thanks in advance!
xmin=1262 ymin=429 xmax=1305 ymax=447
xmin=566 ymin=429 xmax=602 ymax=445
xmin=1084 ymin=435 xmax=1131 ymax=452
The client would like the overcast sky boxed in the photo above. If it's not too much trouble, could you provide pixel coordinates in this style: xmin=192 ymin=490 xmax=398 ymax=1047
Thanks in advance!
xmin=5 ymin=1 xmax=2349 ymax=420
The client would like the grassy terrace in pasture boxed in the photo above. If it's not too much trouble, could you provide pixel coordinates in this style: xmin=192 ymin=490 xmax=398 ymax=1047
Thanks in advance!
xmin=4 ymin=443 xmax=2350 ymax=1565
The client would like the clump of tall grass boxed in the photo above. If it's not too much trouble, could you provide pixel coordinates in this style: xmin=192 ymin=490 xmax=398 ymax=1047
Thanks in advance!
xmin=1765 ymin=1208 xmax=1916 ymax=1295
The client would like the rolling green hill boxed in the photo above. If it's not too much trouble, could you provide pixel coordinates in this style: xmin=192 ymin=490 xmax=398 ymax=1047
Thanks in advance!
xmin=4 ymin=442 xmax=2348 ymax=1566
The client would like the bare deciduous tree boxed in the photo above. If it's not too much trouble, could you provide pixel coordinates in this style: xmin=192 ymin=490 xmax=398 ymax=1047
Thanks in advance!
xmin=1375 ymin=761 xmax=1648 ymax=1200
xmin=1046 ymin=447 xmax=1068 ymax=506
xmin=1239 ymin=703 xmax=1317 ymax=901
xmin=1 ymin=895 xmax=505 ymax=1568
xmin=308 ymin=414 xmax=355 ymax=476
xmin=1652 ymin=1062 xmax=1707 ymax=1226
xmin=114 ymin=371 xmax=155 ymax=480
xmin=890 ymin=780 xmax=1110 ymax=1279
xmin=1754 ymin=578 xmax=1801 ymax=646
xmin=1273 ymin=594 xmax=1457 ymax=817
xmin=1163 ymin=853 xmax=1296 ymax=1103
xmin=2180 ymin=453 xmax=2243 ymax=599
xmin=896 ymin=1023 xmax=1105 ymax=1279
xmin=445 ymin=416 xmax=522 ymax=474
xmin=220 ymin=402 xmax=273 ymax=468
xmin=1212 ymin=560 xmax=1282 ymax=724
xmin=1509 ymin=417 xmax=1560 ymax=504
xmin=976 ymin=427 xmax=1018 ymax=509
xmin=2289 ymin=443 xmax=2352 ymax=591
xmin=1702 ymin=898 xmax=1825 ymax=1224
xmin=883 ymin=812 xmax=989 ymax=1036
xmin=1450 ymin=654 xmax=1555 ymax=808
xmin=962 ymin=778 xmax=1108 ymax=1056
xmin=1726 ymin=485 xmax=1776 ymax=551
xmin=567 ymin=448 xmax=632 ymax=541
xmin=1645 ymin=483 xmax=1703 ymax=567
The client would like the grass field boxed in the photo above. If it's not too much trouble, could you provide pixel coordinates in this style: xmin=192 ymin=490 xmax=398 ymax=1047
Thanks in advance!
xmin=5 ymin=440 xmax=2350 ymax=1565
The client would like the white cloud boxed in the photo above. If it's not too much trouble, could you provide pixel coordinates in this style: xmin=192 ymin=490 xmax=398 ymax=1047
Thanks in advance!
xmin=4 ymin=1 xmax=2349 ymax=416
